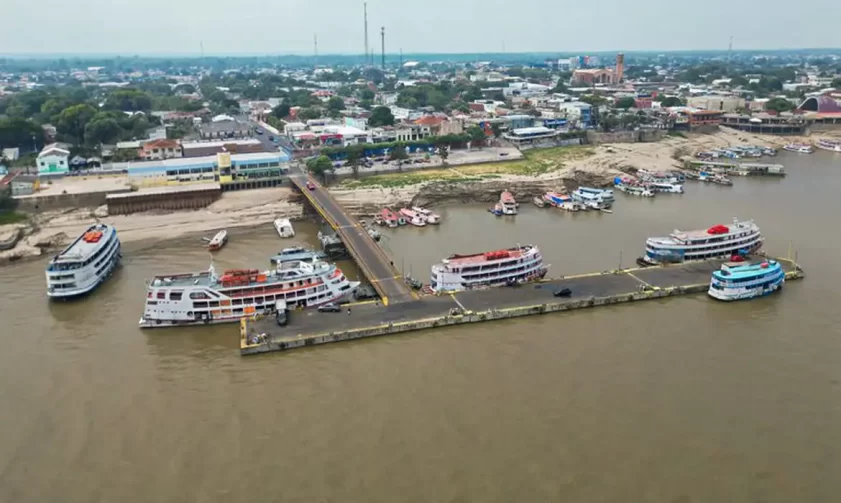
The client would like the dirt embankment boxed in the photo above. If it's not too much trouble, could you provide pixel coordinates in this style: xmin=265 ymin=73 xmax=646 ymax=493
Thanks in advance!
xmin=0 ymin=187 xmax=304 ymax=264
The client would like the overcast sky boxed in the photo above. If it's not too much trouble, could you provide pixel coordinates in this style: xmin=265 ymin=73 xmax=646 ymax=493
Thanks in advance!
xmin=4 ymin=0 xmax=841 ymax=55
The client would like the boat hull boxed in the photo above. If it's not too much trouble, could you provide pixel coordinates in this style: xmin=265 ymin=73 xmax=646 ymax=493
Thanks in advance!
xmin=708 ymin=279 xmax=783 ymax=301
xmin=48 ymin=251 xmax=122 ymax=299
xmin=138 ymin=282 xmax=360 ymax=328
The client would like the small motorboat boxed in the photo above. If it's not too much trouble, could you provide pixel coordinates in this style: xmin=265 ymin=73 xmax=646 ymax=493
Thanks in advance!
xmin=489 ymin=203 xmax=504 ymax=216
xmin=532 ymin=196 xmax=546 ymax=208
xmin=206 ymin=230 xmax=228 ymax=251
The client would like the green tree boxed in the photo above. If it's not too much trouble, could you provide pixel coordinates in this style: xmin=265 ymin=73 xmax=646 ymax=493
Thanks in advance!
xmin=658 ymin=96 xmax=684 ymax=107
xmin=388 ymin=145 xmax=408 ymax=163
xmin=580 ymin=94 xmax=607 ymax=107
xmin=490 ymin=123 xmax=503 ymax=138
xmin=297 ymin=107 xmax=322 ymax=121
xmin=84 ymin=114 xmax=122 ymax=146
xmin=831 ymin=77 xmax=841 ymax=88
xmin=306 ymin=155 xmax=333 ymax=183
xmin=765 ymin=97 xmax=796 ymax=113
xmin=0 ymin=117 xmax=43 ymax=151
xmin=326 ymin=96 xmax=346 ymax=117
xmin=615 ymin=96 xmax=637 ymax=109
xmin=104 ymin=89 xmax=153 ymax=112
xmin=368 ymin=106 xmax=395 ymax=127
xmin=56 ymin=104 xmax=98 ymax=144
xmin=345 ymin=145 xmax=364 ymax=178
xmin=466 ymin=125 xmax=486 ymax=145
xmin=360 ymin=88 xmax=376 ymax=101
xmin=272 ymin=102 xmax=291 ymax=119
xmin=437 ymin=145 xmax=449 ymax=164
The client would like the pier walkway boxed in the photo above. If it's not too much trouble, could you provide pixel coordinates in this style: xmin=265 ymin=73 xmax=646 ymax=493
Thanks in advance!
xmin=288 ymin=169 xmax=416 ymax=305
xmin=240 ymin=257 xmax=805 ymax=355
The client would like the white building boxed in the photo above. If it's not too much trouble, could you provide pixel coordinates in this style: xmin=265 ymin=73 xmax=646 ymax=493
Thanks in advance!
xmin=37 ymin=144 xmax=71 ymax=175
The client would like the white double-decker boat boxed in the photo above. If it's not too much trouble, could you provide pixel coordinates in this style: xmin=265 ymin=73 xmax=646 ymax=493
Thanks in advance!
xmin=572 ymin=187 xmax=614 ymax=208
xmin=46 ymin=223 xmax=121 ymax=299
xmin=399 ymin=208 xmax=427 ymax=226
xmin=412 ymin=206 xmax=441 ymax=224
xmin=139 ymin=260 xmax=359 ymax=328
xmin=430 ymin=245 xmax=548 ymax=292
xmin=639 ymin=218 xmax=762 ymax=265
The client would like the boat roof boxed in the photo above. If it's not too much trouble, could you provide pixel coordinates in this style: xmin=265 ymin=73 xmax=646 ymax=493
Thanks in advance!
xmin=151 ymin=261 xmax=333 ymax=288
xmin=275 ymin=218 xmax=291 ymax=225
xmin=714 ymin=260 xmax=780 ymax=279
xmin=672 ymin=220 xmax=756 ymax=240
xmin=51 ymin=223 xmax=114 ymax=263
xmin=444 ymin=246 xmax=533 ymax=265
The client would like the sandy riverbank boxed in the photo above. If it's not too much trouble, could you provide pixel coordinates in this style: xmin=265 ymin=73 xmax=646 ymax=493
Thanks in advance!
xmin=0 ymin=187 xmax=303 ymax=264
xmin=330 ymin=127 xmax=803 ymax=211
xmin=0 ymin=127 xmax=817 ymax=265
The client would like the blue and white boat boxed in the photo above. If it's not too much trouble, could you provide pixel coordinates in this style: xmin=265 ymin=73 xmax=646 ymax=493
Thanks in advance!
xmin=707 ymin=259 xmax=785 ymax=301
xmin=269 ymin=246 xmax=327 ymax=265
xmin=572 ymin=187 xmax=614 ymax=208
xmin=640 ymin=218 xmax=762 ymax=265
xmin=46 ymin=223 xmax=121 ymax=299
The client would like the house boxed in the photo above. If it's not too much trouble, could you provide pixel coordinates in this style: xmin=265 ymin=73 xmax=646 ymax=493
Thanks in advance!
xmin=1 ymin=147 xmax=20 ymax=161
xmin=37 ymin=143 xmax=71 ymax=175
xmin=11 ymin=174 xmax=39 ymax=196
xmin=139 ymin=139 xmax=183 ymax=160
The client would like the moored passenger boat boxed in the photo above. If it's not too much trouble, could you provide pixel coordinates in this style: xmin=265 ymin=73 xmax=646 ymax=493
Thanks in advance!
xmin=430 ymin=245 xmax=548 ymax=292
xmin=572 ymin=187 xmax=614 ymax=208
xmin=708 ymin=260 xmax=785 ymax=301
xmin=640 ymin=218 xmax=762 ymax=265
xmin=614 ymin=177 xmax=655 ymax=197
xmin=139 ymin=260 xmax=359 ymax=328
xmin=412 ymin=206 xmax=441 ymax=224
xmin=816 ymin=139 xmax=841 ymax=152
xmin=399 ymin=208 xmax=427 ymax=226
xmin=269 ymin=246 xmax=327 ymax=265
xmin=783 ymin=143 xmax=813 ymax=154
xmin=500 ymin=191 xmax=518 ymax=215
xmin=379 ymin=208 xmax=401 ymax=227
xmin=46 ymin=223 xmax=121 ymax=299
xmin=543 ymin=192 xmax=570 ymax=207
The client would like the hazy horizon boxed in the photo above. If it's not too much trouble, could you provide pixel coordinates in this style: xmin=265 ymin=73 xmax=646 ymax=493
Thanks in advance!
xmin=4 ymin=0 xmax=841 ymax=56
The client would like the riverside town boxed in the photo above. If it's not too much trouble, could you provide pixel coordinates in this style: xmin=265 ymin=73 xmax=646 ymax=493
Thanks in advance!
xmin=2 ymin=15 xmax=841 ymax=501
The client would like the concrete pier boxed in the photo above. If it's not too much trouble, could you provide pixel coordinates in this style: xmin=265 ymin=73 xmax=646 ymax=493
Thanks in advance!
xmin=240 ymin=257 xmax=805 ymax=355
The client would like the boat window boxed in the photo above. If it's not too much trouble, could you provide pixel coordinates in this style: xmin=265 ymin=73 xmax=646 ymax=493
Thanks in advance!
xmin=170 ymin=291 xmax=183 ymax=301
xmin=189 ymin=292 xmax=208 ymax=300
xmin=209 ymin=301 xmax=219 ymax=307
xmin=156 ymin=291 xmax=165 ymax=299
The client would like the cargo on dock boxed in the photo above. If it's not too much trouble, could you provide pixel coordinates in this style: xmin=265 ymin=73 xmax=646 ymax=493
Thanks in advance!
xmin=239 ymin=257 xmax=804 ymax=355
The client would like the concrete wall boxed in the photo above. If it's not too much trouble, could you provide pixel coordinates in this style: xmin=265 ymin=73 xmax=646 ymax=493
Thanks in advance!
xmin=518 ymin=137 xmax=582 ymax=151
xmin=585 ymin=130 xmax=667 ymax=145
xmin=106 ymin=187 xmax=221 ymax=215
xmin=16 ymin=189 xmax=132 ymax=213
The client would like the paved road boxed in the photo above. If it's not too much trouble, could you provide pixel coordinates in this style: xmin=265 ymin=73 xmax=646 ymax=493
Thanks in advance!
xmin=288 ymin=167 xmax=416 ymax=305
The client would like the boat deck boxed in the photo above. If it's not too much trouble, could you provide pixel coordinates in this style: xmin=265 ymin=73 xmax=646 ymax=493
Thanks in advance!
xmin=240 ymin=257 xmax=804 ymax=355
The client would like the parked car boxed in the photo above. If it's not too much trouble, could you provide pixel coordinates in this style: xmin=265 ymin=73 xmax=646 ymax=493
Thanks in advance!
xmin=255 ymin=128 xmax=263 ymax=135
xmin=306 ymin=181 xmax=316 ymax=190
xmin=318 ymin=303 xmax=341 ymax=313
xmin=268 ymin=135 xmax=275 ymax=141
xmin=553 ymin=288 xmax=572 ymax=297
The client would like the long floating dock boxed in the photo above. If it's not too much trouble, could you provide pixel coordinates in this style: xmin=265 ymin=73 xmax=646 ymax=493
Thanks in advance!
xmin=239 ymin=257 xmax=805 ymax=356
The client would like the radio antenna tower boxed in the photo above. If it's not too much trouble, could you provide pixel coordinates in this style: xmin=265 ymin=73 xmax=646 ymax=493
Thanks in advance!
xmin=363 ymin=2 xmax=370 ymax=65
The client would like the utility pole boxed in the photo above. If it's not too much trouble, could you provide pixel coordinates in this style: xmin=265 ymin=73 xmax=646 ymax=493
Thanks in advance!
xmin=728 ymin=36 xmax=733 ymax=63
xmin=399 ymin=48 xmax=403 ymax=67
xmin=380 ymin=26 xmax=385 ymax=70
xmin=363 ymin=2 xmax=369 ymax=66
xmin=314 ymin=33 xmax=318 ymax=59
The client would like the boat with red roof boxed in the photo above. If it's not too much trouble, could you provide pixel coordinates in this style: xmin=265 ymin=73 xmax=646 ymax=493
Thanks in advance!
xmin=139 ymin=259 xmax=359 ymax=328
xmin=638 ymin=218 xmax=762 ymax=266
xmin=379 ymin=208 xmax=403 ymax=227
xmin=500 ymin=191 xmax=518 ymax=215
xmin=430 ymin=245 xmax=548 ymax=292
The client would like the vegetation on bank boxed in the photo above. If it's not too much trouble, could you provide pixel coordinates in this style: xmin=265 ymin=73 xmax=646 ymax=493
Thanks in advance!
xmin=336 ymin=146 xmax=595 ymax=189
xmin=0 ymin=212 xmax=28 ymax=225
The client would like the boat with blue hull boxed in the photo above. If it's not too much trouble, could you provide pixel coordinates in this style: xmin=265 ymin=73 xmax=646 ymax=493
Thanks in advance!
xmin=269 ymin=246 xmax=327 ymax=265
xmin=708 ymin=260 xmax=785 ymax=301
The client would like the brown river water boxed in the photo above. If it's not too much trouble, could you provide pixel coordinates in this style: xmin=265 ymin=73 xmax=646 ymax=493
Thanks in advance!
xmin=1 ymin=152 xmax=841 ymax=502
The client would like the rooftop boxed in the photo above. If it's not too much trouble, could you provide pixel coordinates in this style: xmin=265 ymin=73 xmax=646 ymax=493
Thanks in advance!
xmin=182 ymin=138 xmax=262 ymax=150
xmin=52 ymin=224 xmax=114 ymax=263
